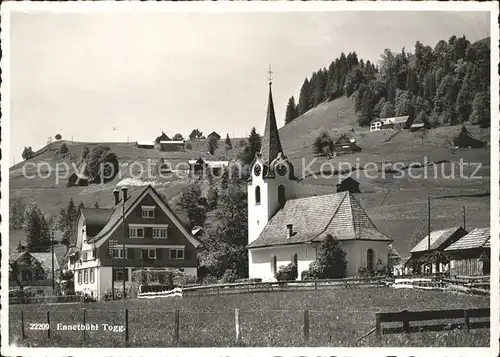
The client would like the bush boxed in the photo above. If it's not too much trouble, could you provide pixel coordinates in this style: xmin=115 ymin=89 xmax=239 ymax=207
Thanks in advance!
xmin=85 ymin=145 xmax=119 ymax=183
xmin=201 ymin=275 xmax=218 ymax=285
xmin=59 ymin=143 xmax=69 ymax=156
xmin=300 ymin=270 xmax=310 ymax=280
xmin=309 ymin=261 xmax=323 ymax=279
xmin=102 ymin=288 xmax=124 ymax=301
xmin=219 ymin=269 xmax=239 ymax=284
xmin=313 ymin=131 xmax=334 ymax=156
xmin=275 ymin=263 xmax=298 ymax=281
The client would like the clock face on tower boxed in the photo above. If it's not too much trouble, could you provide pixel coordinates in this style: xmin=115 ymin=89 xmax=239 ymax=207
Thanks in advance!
xmin=276 ymin=164 xmax=287 ymax=176
xmin=253 ymin=164 xmax=262 ymax=176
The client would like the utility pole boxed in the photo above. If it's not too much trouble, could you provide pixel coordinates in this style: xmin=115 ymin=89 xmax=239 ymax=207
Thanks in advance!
xmin=51 ymin=231 xmax=55 ymax=293
xmin=427 ymin=197 xmax=431 ymax=274
xmin=121 ymin=187 xmax=127 ymax=300
xmin=463 ymin=206 xmax=466 ymax=231
xmin=109 ymin=239 xmax=117 ymax=300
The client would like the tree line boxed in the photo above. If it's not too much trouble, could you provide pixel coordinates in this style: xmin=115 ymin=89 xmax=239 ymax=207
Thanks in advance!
xmin=285 ymin=35 xmax=490 ymax=129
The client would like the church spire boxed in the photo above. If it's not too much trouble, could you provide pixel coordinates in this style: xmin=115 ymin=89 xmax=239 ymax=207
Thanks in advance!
xmin=260 ymin=64 xmax=284 ymax=164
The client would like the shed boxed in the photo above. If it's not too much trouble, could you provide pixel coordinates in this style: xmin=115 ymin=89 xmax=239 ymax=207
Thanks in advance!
xmin=67 ymin=173 xmax=89 ymax=187
xmin=136 ymin=141 xmax=155 ymax=149
xmin=333 ymin=134 xmax=361 ymax=154
xmin=410 ymin=123 xmax=426 ymax=132
xmin=207 ymin=131 xmax=221 ymax=141
xmin=159 ymin=140 xmax=185 ymax=151
xmin=444 ymin=228 xmax=490 ymax=276
xmin=336 ymin=177 xmax=360 ymax=193
xmin=453 ymin=126 xmax=486 ymax=148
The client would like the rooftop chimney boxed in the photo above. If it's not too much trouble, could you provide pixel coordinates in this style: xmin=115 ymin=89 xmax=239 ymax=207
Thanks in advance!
xmin=121 ymin=186 xmax=128 ymax=204
xmin=113 ymin=189 xmax=120 ymax=206
xmin=287 ymin=224 xmax=293 ymax=238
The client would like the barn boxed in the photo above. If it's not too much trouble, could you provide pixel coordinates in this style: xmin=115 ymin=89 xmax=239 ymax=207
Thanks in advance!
xmin=453 ymin=126 xmax=486 ymax=148
xmin=333 ymin=134 xmax=361 ymax=154
xmin=67 ymin=173 xmax=89 ymax=187
xmin=159 ymin=141 xmax=185 ymax=151
xmin=136 ymin=141 xmax=155 ymax=149
xmin=444 ymin=228 xmax=490 ymax=276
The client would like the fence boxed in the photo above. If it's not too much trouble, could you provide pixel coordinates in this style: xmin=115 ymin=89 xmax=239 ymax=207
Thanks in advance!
xmin=13 ymin=305 xmax=489 ymax=347
xmin=374 ymin=308 xmax=490 ymax=338
xmin=9 ymin=295 xmax=83 ymax=305
xmin=183 ymin=276 xmax=388 ymax=296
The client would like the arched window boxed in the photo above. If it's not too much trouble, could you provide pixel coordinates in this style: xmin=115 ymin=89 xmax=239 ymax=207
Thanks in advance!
xmin=367 ymin=249 xmax=374 ymax=271
xmin=278 ymin=185 xmax=286 ymax=208
xmin=271 ymin=256 xmax=277 ymax=276
xmin=292 ymin=253 xmax=298 ymax=267
xmin=255 ymin=186 xmax=261 ymax=205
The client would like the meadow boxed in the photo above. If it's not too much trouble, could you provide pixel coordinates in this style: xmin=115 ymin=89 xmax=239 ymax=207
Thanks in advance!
xmin=9 ymin=287 xmax=490 ymax=347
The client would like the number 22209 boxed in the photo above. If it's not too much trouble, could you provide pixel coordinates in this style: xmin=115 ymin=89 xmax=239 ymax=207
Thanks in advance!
xmin=29 ymin=323 xmax=50 ymax=330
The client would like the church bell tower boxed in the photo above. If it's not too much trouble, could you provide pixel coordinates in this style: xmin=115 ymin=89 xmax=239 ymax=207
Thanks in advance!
xmin=248 ymin=66 xmax=297 ymax=245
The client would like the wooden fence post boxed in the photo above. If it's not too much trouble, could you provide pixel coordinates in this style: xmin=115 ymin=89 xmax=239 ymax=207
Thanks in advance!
xmin=47 ymin=311 xmax=51 ymax=339
xmin=125 ymin=309 xmax=129 ymax=344
xmin=174 ymin=310 xmax=180 ymax=344
xmin=21 ymin=310 xmax=25 ymax=340
xmin=235 ymin=308 xmax=241 ymax=344
xmin=375 ymin=313 xmax=381 ymax=339
xmin=464 ymin=309 xmax=470 ymax=332
xmin=314 ymin=280 xmax=317 ymax=291
xmin=303 ymin=310 xmax=310 ymax=344
xmin=82 ymin=308 xmax=86 ymax=342
xmin=401 ymin=310 xmax=410 ymax=333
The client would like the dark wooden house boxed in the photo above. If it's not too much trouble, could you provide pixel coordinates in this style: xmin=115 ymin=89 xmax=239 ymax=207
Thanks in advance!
xmin=336 ymin=177 xmax=360 ymax=193
xmin=453 ymin=126 xmax=486 ymax=148
xmin=207 ymin=131 xmax=221 ymax=141
xmin=333 ymin=134 xmax=361 ymax=154
xmin=67 ymin=173 xmax=89 ymax=187
xmin=444 ymin=228 xmax=490 ymax=276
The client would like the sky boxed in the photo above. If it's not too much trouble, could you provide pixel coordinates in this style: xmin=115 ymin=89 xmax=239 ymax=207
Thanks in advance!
xmin=8 ymin=10 xmax=490 ymax=165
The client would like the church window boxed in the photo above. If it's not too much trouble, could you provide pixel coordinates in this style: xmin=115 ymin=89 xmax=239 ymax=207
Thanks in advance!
xmin=255 ymin=186 xmax=261 ymax=205
xmin=367 ymin=249 xmax=374 ymax=271
xmin=278 ymin=185 xmax=286 ymax=208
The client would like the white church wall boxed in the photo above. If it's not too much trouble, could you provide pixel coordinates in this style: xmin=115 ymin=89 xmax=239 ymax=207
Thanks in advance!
xmin=249 ymin=244 xmax=317 ymax=281
xmin=341 ymin=240 xmax=391 ymax=276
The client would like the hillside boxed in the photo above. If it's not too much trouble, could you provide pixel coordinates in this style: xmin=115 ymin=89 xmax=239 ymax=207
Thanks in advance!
xmin=9 ymin=94 xmax=490 ymax=257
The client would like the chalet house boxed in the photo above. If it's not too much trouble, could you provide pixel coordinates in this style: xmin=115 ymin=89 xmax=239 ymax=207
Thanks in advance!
xmin=371 ymin=116 xmax=410 ymax=132
xmin=333 ymin=135 xmax=361 ymax=154
xmin=159 ymin=140 xmax=185 ymax=151
xmin=67 ymin=185 xmax=201 ymax=299
xmin=408 ymin=226 xmax=468 ymax=274
xmin=136 ymin=141 xmax=155 ymax=149
xmin=188 ymin=158 xmax=229 ymax=177
xmin=155 ymin=131 xmax=171 ymax=144
xmin=9 ymin=251 xmax=60 ymax=296
xmin=444 ymin=228 xmax=490 ymax=276
xmin=207 ymin=131 xmax=221 ymax=141
xmin=410 ymin=123 xmax=426 ymax=132
xmin=336 ymin=177 xmax=360 ymax=194
xmin=246 ymin=81 xmax=392 ymax=280
xmin=454 ymin=127 xmax=486 ymax=149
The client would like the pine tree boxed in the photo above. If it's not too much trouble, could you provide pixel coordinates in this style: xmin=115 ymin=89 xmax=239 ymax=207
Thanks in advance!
xmin=315 ymin=234 xmax=347 ymax=279
xmin=471 ymin=90 xmax=490 ymax=128
xmin=298 ymin=78 xmax=312 ymax=115
xmin=285 ymin=96 xmax=299 ymax=125
xmin=178 ymin=184 xmax=206 ymax=228
xmin=239 ymin=127 xmax=262 ymax=166
xmin=380 ymin=101 xmax=396 ymax=118
xmin=24 ymin=202 xmax=51 ymax=252
xmin=207 ymin=135 xmax=219 ymax=155
xmin=225 ymin=134 xmax=233 ymax=150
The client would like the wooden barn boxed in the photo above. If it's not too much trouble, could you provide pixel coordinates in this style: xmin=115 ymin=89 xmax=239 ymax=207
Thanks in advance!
xmin=159 ymin=140 xmax=185 ymax=151
xmin=408 ymin=226 xmax=468 ymax=274
xmin=444 ymin=228 xmax=490 ymax=276
xmin=336 ymin=177 xmax=360 ymax=193
xmin=207 ymin=131 xmax=221 ymax=141
xmin=136 ymin=141 xmax=155 ymax=149
xmin=453 ymin=126 xmax=486 ymax=148
xmin=155 ymin=131 xmax=171 ymax=143
xmin=67 ymin=173 xmax=89 ymax=187
xmin=333 ymin=134 xmax=361 ymax=154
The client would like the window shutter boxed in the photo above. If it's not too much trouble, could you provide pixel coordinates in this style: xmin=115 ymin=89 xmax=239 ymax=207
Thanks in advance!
xmin=124 ymin=269 xmax=129 ymax=282
xmin=128 ymin=248 xmax=133 ymax=259
xmin=156 ymin=248 xmax=162 ymax=260
xmin=142 ymin=249 xmax=148 ymax=260
xmin=93 ymin=248 xmax=97 ymax=260
xmin=112 ymin=269 xmax=116 ymax=281
xmin=185 ymin=249 xmax=191 ymax=260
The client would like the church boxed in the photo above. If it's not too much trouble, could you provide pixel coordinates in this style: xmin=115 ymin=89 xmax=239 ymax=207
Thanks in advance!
xmin=246 ymin=78 xmax=393 ymax=280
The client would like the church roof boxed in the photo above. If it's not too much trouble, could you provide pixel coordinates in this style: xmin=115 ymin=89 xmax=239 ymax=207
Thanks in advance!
xmin=247 ymin=191 xmax=392 ymax=249
xmin=259 ymin=83 xmax=284 ymax=164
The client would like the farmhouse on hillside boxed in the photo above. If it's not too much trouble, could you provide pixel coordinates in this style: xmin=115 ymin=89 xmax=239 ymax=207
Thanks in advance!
xmin=67 ymin=173 xmax=89 ymax=187
xmin=67 ymin=185 xmax=201 ymax=300
xmin=370 ymin=116 xmax=410 ymax=132
xmin=159 ymin=140 xmax=185 ymax=151
xmin=453 ymin=126 xmax=486 ymax=149
xmin=207 ymin=131 xmax=221 ymax=141
xmin=188 ymin=157 xmax=230 ymax=177
xmin=444 ymin=227 xmax=490 ymax=276
xmin=333 ymin=134 xmax=361 ymax=155
xmin=246 ymin=80 xmax=392 ymax=280
xmin=136 ymin=141 xmax=155 ymax=149
xmin=407 ymin=226 xmax=468 ymax=274
xmin=9 ymin=251 xmax=61 ymax=296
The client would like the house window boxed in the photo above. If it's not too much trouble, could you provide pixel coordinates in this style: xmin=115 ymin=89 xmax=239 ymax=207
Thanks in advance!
xmin=255 ymin=186 xmax=261 ymax=205
xmin=141 ymin=206 xmax=155 ymax=218
xmin=271 ymin=256 xmax=277 ymax=276
xmin=82 ymin=252 xmax=88 ymax=261
xmin=84 ymin=269 xmax=88 ymax=284
xmin=129 ymin=227 xmax=144 ymax=238
xmin=170 ymin=249 xmax=184 ymax=260
xmin=153 ymin=227 xmax=168 ymax=239
xmin=148 ymin=249 xmax=156 ymax=260
xmin=78 ymin=270 xmax=82 ymax=285
xmin=112 ymin=248 xmax=128 ymax=259
xmin=278 ymin=185 xmax=286 ymax=209
xmin=90 ymin=268 xmax=95 ymax=283
xmin=367 ymin=249 xmax=374 ymax=271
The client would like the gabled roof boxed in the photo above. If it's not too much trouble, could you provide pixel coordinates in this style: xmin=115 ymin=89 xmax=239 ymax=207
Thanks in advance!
xmin=207 ymin=131 xmax=221 ymax=139
xmin=156 ymin=132 xmax=171 ymax=142
xmin=259 ymin=83 xmax=284 ymax=164
xmin=81 ymin=208 xmax=113 ymax=237
xmin=444 ymin=228 xmax=490 ymax=252
xmin=409 ymin=226 xmax=466 ymax=253
xmin=14 ymin=251 xmax=60 ymax=272
xmin=381 ymin=116 xmax=409 ymax=125
xmin=87 ymin=185 xmax=201 ymax=248
xmin=137 ymin=141 xmax=155 ymax=146
xmin=247 ymin=191 xmax=392 ymax=249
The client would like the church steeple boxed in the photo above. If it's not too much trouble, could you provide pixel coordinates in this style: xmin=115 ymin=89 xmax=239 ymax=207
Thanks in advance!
xmin=260 ymin=65 xmax=284 ymax=164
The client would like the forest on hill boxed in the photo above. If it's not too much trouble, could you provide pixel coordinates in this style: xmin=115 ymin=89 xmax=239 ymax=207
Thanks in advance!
xmin=285 ymin=35 xmax=491 ymax=129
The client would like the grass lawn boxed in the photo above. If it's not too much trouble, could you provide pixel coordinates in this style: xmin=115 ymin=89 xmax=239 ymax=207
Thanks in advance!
xmin=9 ymin=287 xmax=489 ymax=347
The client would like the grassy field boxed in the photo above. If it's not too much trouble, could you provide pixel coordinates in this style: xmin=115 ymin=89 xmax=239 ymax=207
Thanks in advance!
xmin=9 ymin=287 xmax=489 ymax=347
